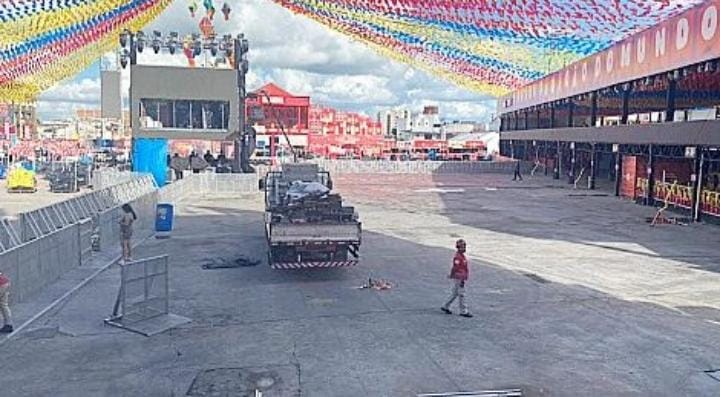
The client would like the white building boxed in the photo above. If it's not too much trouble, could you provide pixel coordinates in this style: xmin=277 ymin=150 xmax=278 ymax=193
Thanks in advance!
xmin=442 ymin=121 xmax=484 ymax=140
xmin=410 ymin=106 xmax=443 ymax=140
xmin=378 ymin=108 xmax=412 ymax=138
xmin=379 ymin=105 xmax=489 ymax=142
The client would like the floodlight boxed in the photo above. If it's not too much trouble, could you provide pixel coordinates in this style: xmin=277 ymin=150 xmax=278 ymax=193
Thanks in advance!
xmin=136 ymin=31 xmax=145 ymax=52
xmin=119 ymin=30 xmax=129 ymax=47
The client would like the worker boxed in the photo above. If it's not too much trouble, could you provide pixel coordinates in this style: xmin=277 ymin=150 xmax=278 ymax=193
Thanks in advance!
xmin=441 ymin=239 xmax=473 ymax=318
xmin=204 ymin=150 xmax=216 ymax=167
xmin=170 ymin=153 xmax=187 ymax=180
xmin=0 ymin=272 xmax=13 ymax=333
xmin=190 ymin=152 xmax=209 ymax=174
xmin=512 ymin=160 xmax=523 ymax=181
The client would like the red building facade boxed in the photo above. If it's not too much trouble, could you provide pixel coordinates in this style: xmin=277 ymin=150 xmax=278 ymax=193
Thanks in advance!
xmin=246 ymin=83 xmax=385 ymax=159
xmin=308 ymin=106 xmax=384 ymax=158
xmin=246 ymin=83 xmax=310 ymax=130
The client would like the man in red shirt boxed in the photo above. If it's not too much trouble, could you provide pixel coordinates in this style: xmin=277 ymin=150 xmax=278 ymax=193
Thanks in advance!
xmin=441 ymin=239 xmax=473 ymax=318
xmin=0 ymin=272 xmax=13 ymax=333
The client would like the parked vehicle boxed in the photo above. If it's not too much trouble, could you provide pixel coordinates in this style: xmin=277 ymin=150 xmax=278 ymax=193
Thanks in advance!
xmin=260 ymin=163 xmax=361 ymax=269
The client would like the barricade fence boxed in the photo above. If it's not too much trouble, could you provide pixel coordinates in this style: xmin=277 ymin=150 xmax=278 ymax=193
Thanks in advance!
xmin=115 ymin=255 xmax=169 ymax=324
xmin=636 ymin=177 xmax=720 ymax=218
xmin=9 ymin=174 xmax=156 ymax=245
xmin=158 ymin=160 xmax=530 ymax=203
xmin=0 ymin=223 xmax=82 ymax=303
xmin=0 ymin=173 xmax=158 ymax=304
xmin=309 ymin=159 xmax=529 ymax=175
xmin=159 ymin=173 xmax=260 ymax=203
xmin=92 ymin=169 xmax=144 ymax=190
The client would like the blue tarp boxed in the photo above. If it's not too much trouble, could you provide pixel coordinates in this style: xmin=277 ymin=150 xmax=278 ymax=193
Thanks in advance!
xmin=132 ymin=138 xmax=168 ymax=186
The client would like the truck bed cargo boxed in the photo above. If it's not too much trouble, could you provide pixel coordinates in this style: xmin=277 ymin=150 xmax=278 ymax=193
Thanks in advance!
xmin=261 ymin=163 xmax=362 ymax=269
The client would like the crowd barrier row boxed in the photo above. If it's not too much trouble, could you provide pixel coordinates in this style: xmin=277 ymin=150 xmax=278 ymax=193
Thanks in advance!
xmin=159 ymin=173 xmax=260 ymax=203
xmin=637 ymin=178 xmax=720 ymax=217
xmin=309 ymin=159 xmax=529 ymax=175
xmin=158 ymin=160 xmax=531 ymax=203
xmin=0 ymin=174 xmax=157 ymax=304
xmin=91 ymin=168 xmax=144 ymax=190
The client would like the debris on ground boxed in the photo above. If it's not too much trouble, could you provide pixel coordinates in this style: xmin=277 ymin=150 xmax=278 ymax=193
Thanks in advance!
xmin=356 ymin=277 xmax=394 ymax=290
xmin=647 ymin=204 xmax=690 ymax=226
xmin=646 ymin=215 xmax=689 ymax=226
xmin=202 ymin=257 xmax=260 ymax=269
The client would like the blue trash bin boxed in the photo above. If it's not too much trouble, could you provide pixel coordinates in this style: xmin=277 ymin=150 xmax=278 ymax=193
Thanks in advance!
xmin=155 ymin=204 xmax=174 ymax=233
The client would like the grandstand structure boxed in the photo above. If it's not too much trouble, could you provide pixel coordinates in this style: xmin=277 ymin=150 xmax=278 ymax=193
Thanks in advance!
xmin=498 ymin=1 xmax=720 ymax=221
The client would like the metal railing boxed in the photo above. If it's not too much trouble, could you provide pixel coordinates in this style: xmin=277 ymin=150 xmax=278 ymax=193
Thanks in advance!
xmin=0 ymin=218 xmax=21 ymax=253
xmin=91 ymin=168 xmax=143 ymax=190
xmin=1 ymin=174 xmax=156 ymax=252
xmin=309 ymin=159 xmax=527 ymax=175
xmin=158 ymin=160 xmax=531 ymax=203
xmin=159 ymin=173 xmax=260 ymax=203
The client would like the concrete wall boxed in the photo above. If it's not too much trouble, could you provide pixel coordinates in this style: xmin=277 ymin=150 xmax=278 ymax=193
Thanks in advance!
xmin=130 ymin=65 xmax=238 ymax=141
xmin=0 ymin=224 xmax=81 ymax=303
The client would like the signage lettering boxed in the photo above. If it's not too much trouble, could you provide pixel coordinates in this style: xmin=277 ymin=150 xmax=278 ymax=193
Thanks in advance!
xmin=500 ymin=0 xmax=720 ymax=113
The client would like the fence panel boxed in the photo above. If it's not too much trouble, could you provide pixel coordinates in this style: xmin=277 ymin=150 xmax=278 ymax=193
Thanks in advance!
xmin=0 ymin=173 xmax=158 ymax=304
xmin=158 ymin=173 xmax=259 ymax=203
xmin=118 ymin=255 xmax=169 ymax=324
xmin=0 ymin=224 xmax=81 ymax=303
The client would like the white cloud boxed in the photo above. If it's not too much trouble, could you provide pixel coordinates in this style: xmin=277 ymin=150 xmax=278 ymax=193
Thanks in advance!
xmin=37 ymin=0 xmax=496 ymax=122
xmin=37 ymin=78 xmax=101 ymax=120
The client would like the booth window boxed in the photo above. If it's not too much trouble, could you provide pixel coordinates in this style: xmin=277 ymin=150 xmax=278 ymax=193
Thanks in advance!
xmin=140 ymin=98 xmax=230 ymax=130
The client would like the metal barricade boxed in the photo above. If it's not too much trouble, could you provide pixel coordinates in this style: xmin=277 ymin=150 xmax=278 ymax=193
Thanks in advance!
xmin=311 ymin=159 xmax=519 ymax=175
xmin=0 ymin=218 xmax=21 ymax=254
xmin=116 ymin=255 xmax=169 ymax=323
xmin=92 ymin=169 xmax=141 ymax=190
xmin=13 ymin=174 xmax=156 ymax=243
xmin=105 ymin=255 xmax=190 ymax=336
xmin=158 ymin=173 xmax=260 ymax=203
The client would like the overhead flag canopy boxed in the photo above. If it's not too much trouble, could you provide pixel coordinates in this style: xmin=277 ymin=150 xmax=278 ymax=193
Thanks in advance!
xmin=269 ymin=0 xmax=704 ymax=96
xmin=0 ymin=0 xmax=173 ymax=102
xmin=0 ymin=0 xmax=706 ymax=102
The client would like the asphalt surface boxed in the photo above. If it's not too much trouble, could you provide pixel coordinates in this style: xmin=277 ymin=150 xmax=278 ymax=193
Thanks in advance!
xmin=1 ymin=173 xmax=720 ymax=396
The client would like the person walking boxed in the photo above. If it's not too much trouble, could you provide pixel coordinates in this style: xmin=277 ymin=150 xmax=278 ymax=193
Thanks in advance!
xmin=170 ymin=153 xmax=187 ymax=181
xmin=119 ymin=204 xmax=137 ymax=262
xmin=0 ymin=272 xmax=14 ymax=333
xmin=190 ymin=152 xmax=209 ymax=174
xmin=441 ymin=239 xmax=473 ymax=318
xmin=512 ymin=160 xmax=523 ymax=181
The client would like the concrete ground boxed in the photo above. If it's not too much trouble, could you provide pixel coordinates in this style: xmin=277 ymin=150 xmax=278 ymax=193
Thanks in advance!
xmin=2 ymin=172 xmax=720 ymax=396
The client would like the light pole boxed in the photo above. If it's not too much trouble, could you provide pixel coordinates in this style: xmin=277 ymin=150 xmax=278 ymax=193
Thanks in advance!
xmin=233 ymin=34 xmax=249 ymax=173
